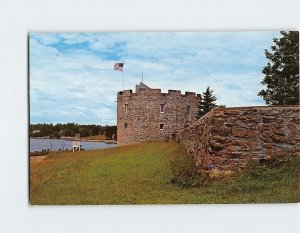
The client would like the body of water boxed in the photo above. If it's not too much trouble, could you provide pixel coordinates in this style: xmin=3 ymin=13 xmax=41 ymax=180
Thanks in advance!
xmin=30 ymin=138 xmax=116 ymax=152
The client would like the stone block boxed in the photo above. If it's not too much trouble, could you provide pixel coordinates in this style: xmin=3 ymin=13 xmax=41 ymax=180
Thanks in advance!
xmin=287 ymin=123 xmax=300 ymax=134
xmin=224 ymin=122 xmax=238 ymax=127
xmin=246 ymin=141 xmax=260 ymax=149
xmin=290 ymin=117 xmax=300 ymax=124
xmin=212 ymin=109 xmax=225 ymax=116
xmin=273 ymin=127 xmax=286 ymax=136
xmin=225 ymin=109 xmax=241 ymax=115
xmin=264 ymin=148 xmax=285 ymax=158
xmin=261 ymin=130 xmax=274 ymax=138
xmin=232 ymin=128 xmax=258 ymax=138
xmin=245 ymin=112 xmax=260 ymax=119
xmin=275 ymin=118 xmax=284 ymax=124
xmin=267 ymin=109 xmax=280 ymax=115
xmin=211 ymin=126 xmax=231 ymax=136
xmin=262 ymin=116 xmax=276 ymax=123
xmin=211 ymin=118 xmax=224 ymax=127
xmin=271 ymin=135 xmax=287 ymax=143
xmin=227 ymin=144 xmax=248 ymax=151
xmin=209 ymin=157 xmax=222 ymax=164
xmin=262 ymin=137 xmax=273 ymax=143
xmin=211 ymin=135 xmax=227 ymax=142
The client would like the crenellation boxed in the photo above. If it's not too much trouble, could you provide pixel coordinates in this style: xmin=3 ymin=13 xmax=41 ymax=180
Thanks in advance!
xmin=151 ymin=89 xmax=162 ymax=93
xmin=168 ymin=90 xmax=181 ymax=95
xmin=123 ymin=89 xmax=133 ymax=95
xmin=185 ymin=91 xmax=196 ymax=96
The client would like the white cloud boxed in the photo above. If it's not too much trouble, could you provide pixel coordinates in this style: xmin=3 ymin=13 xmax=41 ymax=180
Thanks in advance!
xmin=30 ymin=32 xmax=280 ymax=124
xmin=30 ymin=33 xmax=60 ymax=45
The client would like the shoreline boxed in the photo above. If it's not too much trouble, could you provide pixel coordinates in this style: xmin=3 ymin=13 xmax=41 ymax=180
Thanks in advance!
xmin=30 ymin=137 xmax=117 ymax=144
xmin=30 ymin=137 xmax=117 ymax=155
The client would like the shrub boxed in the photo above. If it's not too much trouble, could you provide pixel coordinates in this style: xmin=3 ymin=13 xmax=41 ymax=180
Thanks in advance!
xmin=238 ymin=154 xmax=300 ymax=180
xmin=169 ymin=153 xmax=208 ymax=188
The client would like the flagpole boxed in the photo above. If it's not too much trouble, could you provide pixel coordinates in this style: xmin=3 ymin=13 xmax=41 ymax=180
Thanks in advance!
xmin=142 ymin=64 xmax=143 ymax=83
xmin=122 ymin=70 xmax=124 ymax=91
xmin=122 ymin=61 xmax=125 ymax=91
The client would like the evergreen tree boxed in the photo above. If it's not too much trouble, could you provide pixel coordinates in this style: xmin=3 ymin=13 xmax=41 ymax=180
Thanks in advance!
xmin=196 ymin=86 xmax=217 ymax=119
xmin=258 ymin=31 xmax=299 ymax=105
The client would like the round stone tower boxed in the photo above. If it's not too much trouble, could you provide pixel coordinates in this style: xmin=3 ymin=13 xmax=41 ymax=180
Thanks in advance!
xmin=117 ymin=82 xmax=201 ymax=145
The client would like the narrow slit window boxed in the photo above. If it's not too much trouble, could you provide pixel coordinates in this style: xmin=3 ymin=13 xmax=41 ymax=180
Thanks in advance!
xmin=160 ymin=104 xmax=165 ymax=113
xmin=125 ymin=104 xmax=128 ymax=113
xmin=124 ymin=123 xmax=128 ymax=128
xmin=159 ymin=123 xmax=164 ymax=130
xmin=187 ymin=105 xmax=191 ymax=114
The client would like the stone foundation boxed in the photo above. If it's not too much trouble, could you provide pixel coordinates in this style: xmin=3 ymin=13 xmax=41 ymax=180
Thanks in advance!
xmin=178 ymin=106 xmax=300 ymax=172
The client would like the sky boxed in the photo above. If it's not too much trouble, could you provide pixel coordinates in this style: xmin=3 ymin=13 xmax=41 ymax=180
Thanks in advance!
xmin=29 ymin=31 xmax=280 ymax=125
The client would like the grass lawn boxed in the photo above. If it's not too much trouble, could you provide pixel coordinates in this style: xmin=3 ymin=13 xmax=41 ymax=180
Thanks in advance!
xmin=30 ymin=141 xmax=300 ymax=204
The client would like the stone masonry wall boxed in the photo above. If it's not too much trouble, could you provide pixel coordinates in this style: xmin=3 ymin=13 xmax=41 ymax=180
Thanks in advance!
xmin=179 ymin=106 xmax=300 ymax=172
xmin=117 ymin=87 xmax=201 ymax=145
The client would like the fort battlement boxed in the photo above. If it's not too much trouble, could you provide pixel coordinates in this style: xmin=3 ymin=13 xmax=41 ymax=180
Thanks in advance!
xmin=118 ymin=88 xmax=199 ymax=98
xmin=117 ymin=83 xmax=201 ymax=145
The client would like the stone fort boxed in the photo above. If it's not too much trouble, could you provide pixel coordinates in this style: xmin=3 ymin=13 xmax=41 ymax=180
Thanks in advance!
xmin=117 ymin=82 xmax=201 ymax=145
xmin=117 ymin=83 xmax=300 ymax=173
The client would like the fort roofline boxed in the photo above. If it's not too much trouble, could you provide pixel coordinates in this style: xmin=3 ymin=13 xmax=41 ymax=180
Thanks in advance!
xmin=117 ymin=82 xmax=200 ymax=97
xmin=118 ymin=88 xmax=200 ymax=98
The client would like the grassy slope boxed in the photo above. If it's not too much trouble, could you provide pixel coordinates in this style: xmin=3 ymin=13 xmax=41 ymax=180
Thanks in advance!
xmin=30 ymin=142 xmax=300 ymax=204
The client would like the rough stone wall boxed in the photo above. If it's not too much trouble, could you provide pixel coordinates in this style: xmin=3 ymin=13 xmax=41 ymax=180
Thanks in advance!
xmin=179 ymin=106 xmax=300 ymax=172
xmin=117 ymin=85 xmax=201 ymax=145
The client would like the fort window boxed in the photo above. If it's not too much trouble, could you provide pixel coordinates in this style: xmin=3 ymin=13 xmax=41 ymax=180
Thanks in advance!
xmin=187 ymin=105 xmax=191 ymax=114
xmin=125 ymin=104 xmax=128 ymax=113
xmin=160 ymin=104 xmax=165 ymax=113
xmin=124 ymin=123 xmax=128 ymax=128
xmin=159 ymin=123 xmax=164 ymax=130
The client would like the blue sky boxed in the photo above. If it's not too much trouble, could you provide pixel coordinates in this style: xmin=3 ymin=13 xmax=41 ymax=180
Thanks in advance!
xmin=30 ymin=31 xmax=279 ymax=125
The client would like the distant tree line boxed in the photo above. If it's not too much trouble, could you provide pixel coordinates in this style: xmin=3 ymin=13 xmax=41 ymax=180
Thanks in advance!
xmin=29 ymin=123 xmax=117 ymax=139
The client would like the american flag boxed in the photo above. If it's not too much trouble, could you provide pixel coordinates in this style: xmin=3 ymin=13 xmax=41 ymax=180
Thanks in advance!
xmin=114 ymin=62 xmax=123 ymax=71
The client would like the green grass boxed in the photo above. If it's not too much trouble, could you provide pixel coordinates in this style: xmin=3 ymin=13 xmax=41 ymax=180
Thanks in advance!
xmin=30 ymin=141 xmax=300 ymax=204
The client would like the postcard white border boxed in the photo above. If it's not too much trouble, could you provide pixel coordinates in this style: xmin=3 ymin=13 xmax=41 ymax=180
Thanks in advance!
xmin=0 ymin=0 xmax=299 ymax=232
